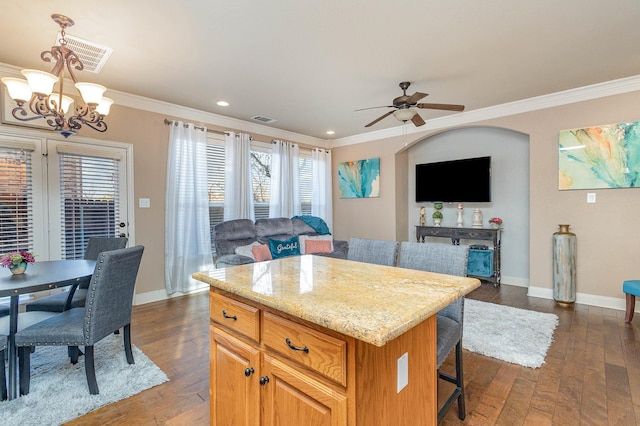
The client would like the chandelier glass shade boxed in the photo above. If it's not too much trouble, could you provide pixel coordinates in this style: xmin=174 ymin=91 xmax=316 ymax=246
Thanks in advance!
xmin=1 ymin=14 xmax=112 ymax=138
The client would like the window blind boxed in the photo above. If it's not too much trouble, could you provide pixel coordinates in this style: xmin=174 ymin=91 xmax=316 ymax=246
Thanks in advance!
xmin=0 ymin=146 xmax=33 ymax=254
xmin=59 ymin=153 xmax=120 ymax=259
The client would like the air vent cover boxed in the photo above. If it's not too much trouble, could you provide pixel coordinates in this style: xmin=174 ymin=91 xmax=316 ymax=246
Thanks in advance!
xmin=251 ymin=115 xmax=277 ymax=124
xmin=55 ymin=32 xmax=113 ymax=73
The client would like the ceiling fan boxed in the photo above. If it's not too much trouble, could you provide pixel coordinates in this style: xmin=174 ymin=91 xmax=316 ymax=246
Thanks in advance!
xmin=357 ymin=81 xmax=465 ymax=128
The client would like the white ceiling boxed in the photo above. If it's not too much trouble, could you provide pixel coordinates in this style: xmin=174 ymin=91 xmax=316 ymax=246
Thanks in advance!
xmin=1 ymin=1 xmax=639 ymax=140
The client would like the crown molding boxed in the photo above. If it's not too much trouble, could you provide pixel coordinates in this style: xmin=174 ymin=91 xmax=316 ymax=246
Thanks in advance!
xmin=0 ymin=62 xmax=329 ymax=148
xmin=329 ymin=74 xmax=640 ymax=148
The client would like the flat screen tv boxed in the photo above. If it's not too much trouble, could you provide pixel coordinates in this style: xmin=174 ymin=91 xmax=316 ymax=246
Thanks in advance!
xmin=415 ymin=156 xmax=491 ymax=202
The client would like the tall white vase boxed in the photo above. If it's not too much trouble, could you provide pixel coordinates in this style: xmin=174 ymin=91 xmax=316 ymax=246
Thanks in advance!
xmin=553 ymin=224 xmax=576 ymax=304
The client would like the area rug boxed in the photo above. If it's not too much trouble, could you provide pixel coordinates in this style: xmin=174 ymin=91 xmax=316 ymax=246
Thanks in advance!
xmin=0 ymin=334 xmax=169 ymax=425
xmin=463 ymin=299 xmax=559 ymax=368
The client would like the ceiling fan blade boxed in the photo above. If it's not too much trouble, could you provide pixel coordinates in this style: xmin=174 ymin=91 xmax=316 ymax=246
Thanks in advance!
xmin=365 ymin=110 xmax=394 ymax=127
xmin=417 ymin=103 xmax=465 ymax=112
xmin=354 ymin=105 xmax=394 ymax=112
xmin=405 ymin=92 xmax=428 ymax=104
xmin=411 ymin=113 xmax=425 ymax=127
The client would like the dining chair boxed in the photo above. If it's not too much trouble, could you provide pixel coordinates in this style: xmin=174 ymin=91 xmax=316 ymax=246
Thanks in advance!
xmin=16 ymin=245 xmax=144 ymax=395
xmin=0 ymin=334 xmax=6 ymax=400
xmin=397 ymin=241 xmax=469 ymax=422
xmin=347 ymin=237 xmax=399 ymax=266
xmin=25 ymin=237 xmax=128 ymax=313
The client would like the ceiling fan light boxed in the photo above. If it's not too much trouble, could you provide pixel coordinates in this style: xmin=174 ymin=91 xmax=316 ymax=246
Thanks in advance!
xmin=21 ymin=69 xmax=58 ymax=96
xmin=75 ymin=82 xmax=106 ymax=105
xmin=393 ymin=108 xmax=417 ymax=122
xmin=1 ymin=77 xmax=33 ymax=102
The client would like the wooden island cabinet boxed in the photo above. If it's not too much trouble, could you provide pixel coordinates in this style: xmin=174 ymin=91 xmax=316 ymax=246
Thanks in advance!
xmin=194 ymin=255 xmax=480 ymax=425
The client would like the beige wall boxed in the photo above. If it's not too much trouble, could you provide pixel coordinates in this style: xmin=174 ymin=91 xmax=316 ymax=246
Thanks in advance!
xmin=332 ymin=90 xmax=640 ymax=306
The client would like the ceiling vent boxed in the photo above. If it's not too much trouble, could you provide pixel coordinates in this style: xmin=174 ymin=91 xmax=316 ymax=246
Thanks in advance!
xmin=55 ymin=32 xmax=113 ymax=73
xmin=251 ymin=115 xmax=277 ymax=124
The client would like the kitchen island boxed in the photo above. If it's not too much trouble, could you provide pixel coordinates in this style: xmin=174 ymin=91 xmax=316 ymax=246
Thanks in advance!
xmin=193 ymin=254 xmax=480 ymax=425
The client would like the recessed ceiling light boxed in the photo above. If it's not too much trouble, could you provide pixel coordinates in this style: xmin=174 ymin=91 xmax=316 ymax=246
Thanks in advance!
xmin=326 ymin=130 xmax=335 ymax=135
xmin=216 ymin=101 xmax=229 ymax=107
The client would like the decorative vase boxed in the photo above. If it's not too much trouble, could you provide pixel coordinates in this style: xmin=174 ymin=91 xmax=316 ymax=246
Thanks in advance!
xmin=433 ymin=218 xmax=442 ymax=227
xmin=10 ymin=262 xmax=27 ymax=275
xmin=553 ymin=224 xmax=576 ymax=304
xmin=490 ymin=223 xmax=501 ymax=230
xmin=472 ymin=209 xmax=483 ymax=228
xmin=419 ymin=207 xmax=426 ymax=226
xmin=457 ymin=204 xmax=464 ymax=228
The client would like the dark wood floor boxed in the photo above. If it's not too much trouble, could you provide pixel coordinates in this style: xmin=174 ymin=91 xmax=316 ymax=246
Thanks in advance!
xmin=66 ymin=284 xmax=640 ymax=425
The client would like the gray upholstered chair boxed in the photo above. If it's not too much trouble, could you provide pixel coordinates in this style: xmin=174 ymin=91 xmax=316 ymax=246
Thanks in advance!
xmin=16 ymin=245 xmax=144 ymax=395
xmin=398 ymin=241 xmax=469 ymax=422
xmin=347 ymin=237 xmax=399 ymax=266
xmin=0 ymin=334 xmax=6 ymax=400
xmin=25 ymin=237 xmax=128 ymax=313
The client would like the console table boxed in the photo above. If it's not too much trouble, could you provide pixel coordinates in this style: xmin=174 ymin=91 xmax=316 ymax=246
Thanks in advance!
xmin=416 ymin=226 xmax=501 ymax=286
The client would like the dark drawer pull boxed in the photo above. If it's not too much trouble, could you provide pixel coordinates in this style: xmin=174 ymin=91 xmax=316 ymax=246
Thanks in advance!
xmin=285 ymin=338 xmax=309 ymax=353
xmin=245 ymin=367 xmax=254 ymax=377
xmin=222 ymin=310 xmax=237 ymax=320
xmin=260 ymin=376 xmax=270 ymax=386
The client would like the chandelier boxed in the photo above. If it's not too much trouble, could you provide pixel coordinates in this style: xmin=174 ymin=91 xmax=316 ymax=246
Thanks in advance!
xmin=1 ymin=14 xmax=113 ymax=138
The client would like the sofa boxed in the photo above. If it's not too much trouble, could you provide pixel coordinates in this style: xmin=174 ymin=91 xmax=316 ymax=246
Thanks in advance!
xmin=213 ymin=216 xmax=348 ymax=268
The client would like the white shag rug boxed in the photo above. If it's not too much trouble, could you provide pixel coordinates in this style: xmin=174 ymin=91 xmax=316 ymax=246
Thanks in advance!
xmin=463 ymin=299 xmax=559 ymax=368
xmin=0 ymin=333 xmax=169 ymax=425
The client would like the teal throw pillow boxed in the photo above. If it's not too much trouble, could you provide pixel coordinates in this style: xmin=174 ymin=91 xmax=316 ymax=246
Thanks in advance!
xmin=269 ymin=236 xmax=300 ymax=259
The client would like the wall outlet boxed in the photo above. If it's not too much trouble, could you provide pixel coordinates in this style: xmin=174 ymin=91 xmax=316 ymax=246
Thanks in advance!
xmin=397 ymin=352 xmax=408 ymax=393
xmin=587 ymin=193 xmax=596 ymax=203
xmin=139 ymin=198 xmax=151 ymax=208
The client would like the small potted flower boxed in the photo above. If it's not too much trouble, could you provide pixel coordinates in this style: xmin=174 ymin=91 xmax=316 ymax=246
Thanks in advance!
xmin=1 ymin=250 xmax=35 ymax=275
xmin=488 ymin=217 xmax=503 ymax=229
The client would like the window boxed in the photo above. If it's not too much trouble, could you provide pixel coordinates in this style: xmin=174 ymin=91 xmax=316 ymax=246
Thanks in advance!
xmin=0 ymin=143 xmax=34 ymax=254
xmin=206 ymin=136 xmax=314 ymax=229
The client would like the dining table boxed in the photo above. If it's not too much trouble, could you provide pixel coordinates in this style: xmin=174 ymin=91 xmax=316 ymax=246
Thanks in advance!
xmin=0 ymin=259 xmax=96 ymax=400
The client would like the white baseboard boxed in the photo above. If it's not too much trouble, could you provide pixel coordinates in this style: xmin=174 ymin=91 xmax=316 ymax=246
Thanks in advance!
xmin=527 ymin=285 xmax=633 ymax=312
xmin=133 ymin=284 xmax=208 ymax=306
xmin=500 ymin=275 xmax=529 ymax=288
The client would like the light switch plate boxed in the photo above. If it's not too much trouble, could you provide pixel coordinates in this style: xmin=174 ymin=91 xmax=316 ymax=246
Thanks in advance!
xmin=139 ymin=198 xmax=151 ymax=208
xmin=397 ymin=352 xmax=408 ymax=393
xmin=587 ymin=193 xmax=596 ymax=203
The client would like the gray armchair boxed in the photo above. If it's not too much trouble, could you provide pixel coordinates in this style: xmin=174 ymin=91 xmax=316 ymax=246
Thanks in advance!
xmin=398 ymin=241 xmax=469 ymax=422
xmin=347 ymin=237 xmax=399 ymax=266
xmin=25 ymin=237 xmax=128 ymax=313
xmin=16 ymin=245 xmax=144 ymax=395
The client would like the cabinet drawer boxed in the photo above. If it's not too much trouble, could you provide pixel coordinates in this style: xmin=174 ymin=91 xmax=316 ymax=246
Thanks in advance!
xmin=263 ymin=312 xmax=347 ymax=386
xmin=451 ymin=229 xmax=494 ymax=240
xmin=210 ymin=292 xmax=260 ymax=342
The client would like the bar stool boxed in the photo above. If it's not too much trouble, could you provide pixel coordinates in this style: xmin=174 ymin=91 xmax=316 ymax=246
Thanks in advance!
xmin=623 ymin=280 xmax=640 ymax=322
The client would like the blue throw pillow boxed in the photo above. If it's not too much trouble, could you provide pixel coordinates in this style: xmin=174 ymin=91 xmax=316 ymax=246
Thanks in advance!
xmin=269 ymin=236 xmax=300 ymax=259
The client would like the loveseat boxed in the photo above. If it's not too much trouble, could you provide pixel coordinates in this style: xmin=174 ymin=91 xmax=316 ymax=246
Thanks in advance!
xmin=213 ymin=216 xmax=348 ymax=268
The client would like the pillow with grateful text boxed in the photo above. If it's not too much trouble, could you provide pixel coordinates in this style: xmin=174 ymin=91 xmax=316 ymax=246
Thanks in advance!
xmin=268 ymin=236 xmax=300 ymax=259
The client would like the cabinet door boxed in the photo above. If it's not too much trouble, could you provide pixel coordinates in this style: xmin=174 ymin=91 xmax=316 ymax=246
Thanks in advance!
xmin=211 ymin=326 xmax=261 ymax=426
xmin=262 ymin=354 xmax=347 ymax=426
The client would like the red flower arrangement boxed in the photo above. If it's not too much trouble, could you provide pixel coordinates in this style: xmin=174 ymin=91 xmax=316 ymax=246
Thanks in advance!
xmin=1 ymin=250 xmax=35 ymax=268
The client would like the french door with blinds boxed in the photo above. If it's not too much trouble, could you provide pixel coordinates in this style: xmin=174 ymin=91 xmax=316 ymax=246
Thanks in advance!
xmin=0 ymin=132 xmax=131 ymax=262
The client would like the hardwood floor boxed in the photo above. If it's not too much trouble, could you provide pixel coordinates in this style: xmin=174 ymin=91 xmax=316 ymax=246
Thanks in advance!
xmin=66 ymin=284 xmax=640 ymax=425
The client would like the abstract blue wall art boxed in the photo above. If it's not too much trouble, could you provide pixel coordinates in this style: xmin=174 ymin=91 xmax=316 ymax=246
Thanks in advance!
xmin=559 ymin=121 xmax=640 ymax=190
xmin=337 ymin=157 xmax=380 ymax=198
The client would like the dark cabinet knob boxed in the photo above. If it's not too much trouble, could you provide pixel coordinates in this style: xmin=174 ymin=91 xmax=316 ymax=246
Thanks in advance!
xmin=259 ymin=376 xmax=270 ymax=386
xmin=244 ymin=367 xmax=254 ymax=377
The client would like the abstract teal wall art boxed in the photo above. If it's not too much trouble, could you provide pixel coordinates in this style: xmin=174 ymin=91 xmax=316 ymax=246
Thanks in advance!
xmin=559 ymin=121 xmax=640 ymax=190
xmin=337 ymin=157 xmax=380 ymax=198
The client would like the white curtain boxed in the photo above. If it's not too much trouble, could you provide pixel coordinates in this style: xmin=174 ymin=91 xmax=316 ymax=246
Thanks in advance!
xmin=312 ymin=148 xmax=333 ymax=232
xmin=224 ymin=132 xmax=255 ymax=221
xmin=269 ymin=140 xmax=301 ymax=218
xmin=165 ymin=121 xmax=213 ymax=295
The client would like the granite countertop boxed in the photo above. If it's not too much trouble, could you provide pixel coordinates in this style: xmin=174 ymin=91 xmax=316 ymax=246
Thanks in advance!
xmin=193 ymin=255 xmax=480 ymax=347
